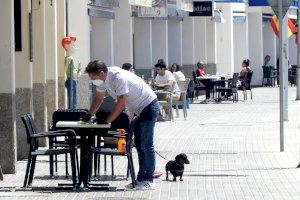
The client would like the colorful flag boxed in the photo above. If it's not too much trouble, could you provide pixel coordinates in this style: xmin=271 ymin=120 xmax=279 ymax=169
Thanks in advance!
xmin=269 ymin=15 xmax=297 ymax=38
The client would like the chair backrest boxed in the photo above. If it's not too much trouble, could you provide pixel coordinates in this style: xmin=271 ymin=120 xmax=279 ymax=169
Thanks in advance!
xmin=177 ymin=78 xmax=190 ymax=91
xmin=231 ymin=73 xmax=239 ymax=88
xmin=192 ymin=71 xmax=198 ymax=84
xmin=21 ymin=114 xmax=38 ymax=149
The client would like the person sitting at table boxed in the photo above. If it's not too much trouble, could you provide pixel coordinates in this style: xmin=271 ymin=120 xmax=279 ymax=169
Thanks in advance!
xmin=81 ymin=60 xmax=159 ymax=190
xmin=196 ymin=61 xmax=209 ymax=77
xmin=170 ymin=63 xmax=186 ymax=82
xmin=122 ymin=63 xmax=135 ymax=73
xmin=151 ymin=62 xmax=180 ymax=120
xmin=239 ymin=59 xmax=251 ymax=81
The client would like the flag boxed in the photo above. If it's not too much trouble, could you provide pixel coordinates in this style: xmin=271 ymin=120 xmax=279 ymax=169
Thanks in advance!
xmin=269 ymin=15 xmax=297 ymax=38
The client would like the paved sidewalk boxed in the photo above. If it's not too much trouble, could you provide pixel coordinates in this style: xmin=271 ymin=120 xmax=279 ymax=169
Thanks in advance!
xmin=1 ymin=87 xmax=300 ymax=200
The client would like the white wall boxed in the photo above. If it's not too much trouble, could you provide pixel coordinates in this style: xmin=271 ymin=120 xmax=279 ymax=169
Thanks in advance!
xmin=114 ymin=0 xmax=133 ymax=66
xmin=152 ymin=20 xmax=168 ymax=66
xmin=233 ymin=21 xmax=248 ymax=73
xmin=168 ymin=20 xmax=183 ymax=66
xmin=263 ymin=23 xmax=276 ymax=67
xmin=248 ymin=12 xmax=263 ymax=85
xmin=182 ymin=17 xmax=195 ymax=65
xmin=216 ymin=3 xmax=234 ymax=74
xmin=134 ymin=18 xmax=152 ymax=69
xmin=90 ymin=18 xmax=113 ymax=66
xmin=207 ymin=17 xmax=217 ymax=65
xmin=194 ymin=17 xmax=207 ymax=64
xmin=68 ymin=0 xmax=90 ymax=68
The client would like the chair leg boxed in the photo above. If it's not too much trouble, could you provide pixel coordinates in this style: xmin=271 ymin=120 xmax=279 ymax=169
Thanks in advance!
xmin=250 ymin=90 xmax=252 ymax=100
xmin=75 ymin=150 xmax=80 ymax=178
xmin=54 ymin=154 xmax=58 ymax=174
xmin=175 ymin=104 xmax=179 ymax=118
xmin=128 ymin=154 xmax=136 ymax=188
xmin=28 ymin=155 xmax=37 ymax=186
xmin=65 ymin=153 xmax=69 ymax=178
xmin=183 ymin=98 xmax=187 ymax=120
xmin=97 ymin=155 xmax=101 ymax=175
xmin=70 ymin=151 xmax=77 ymax=190
xmin=104 ymin=155 xmax=107 ymax=173
xmin=23 ymin=154 xmax=32 ymax=188
xmin=111 ymin=155 xmax=114 ymax=178
xmin=126 ymin=160 xmax=130 ymax=180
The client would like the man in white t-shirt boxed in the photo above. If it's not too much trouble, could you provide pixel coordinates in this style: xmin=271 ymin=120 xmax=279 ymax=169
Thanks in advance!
xmin=81 ymin=60 xmax=159 ymax=190
xmin=151 ymin=62 xmax=180 ymax=119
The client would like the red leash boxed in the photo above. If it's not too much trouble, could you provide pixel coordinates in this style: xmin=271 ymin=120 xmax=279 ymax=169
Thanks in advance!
xmin=155 ymin=150 xmax=169 ymax=161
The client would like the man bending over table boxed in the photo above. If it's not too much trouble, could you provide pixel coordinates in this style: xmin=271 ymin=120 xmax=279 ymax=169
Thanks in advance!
xmin=80 ymin=60 xmax=159 ymax=190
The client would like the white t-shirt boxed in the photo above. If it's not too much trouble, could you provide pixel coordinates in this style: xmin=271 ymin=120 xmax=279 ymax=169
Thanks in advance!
xmin=96 ymin=67 xmax=157 ymax=118
xmin=173 ymin=71 xmax=186 ymax=82
xmin=154 ymin=70 xmax=180 ymax=93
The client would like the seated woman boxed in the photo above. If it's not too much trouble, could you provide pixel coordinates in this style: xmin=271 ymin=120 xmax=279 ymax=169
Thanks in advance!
xmin=196 ymin=61 xmax=208 ymax=77
xmin=239 ymin=59 xmax=251 ymax=81
xmin=170 ymin=63 xmax=186 ymax=82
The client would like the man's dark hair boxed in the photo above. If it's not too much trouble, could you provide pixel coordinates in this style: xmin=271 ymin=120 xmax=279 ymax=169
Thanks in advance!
xmin=122 ymin=63 xmax=133 ymax=71
xmin=157 ymin=59 xmax=165 ymax=65
xmin=155 ymin=62 xmax=166 ymax=69
xmin=85 ymin=60 xmax=108 ymax=74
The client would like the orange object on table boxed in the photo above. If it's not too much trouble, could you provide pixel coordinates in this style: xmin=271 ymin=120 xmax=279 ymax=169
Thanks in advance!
xmin=116 ymin=129 xmax=126 ymax=134
xmin=117 ymin=138 xmax=126 ymax=153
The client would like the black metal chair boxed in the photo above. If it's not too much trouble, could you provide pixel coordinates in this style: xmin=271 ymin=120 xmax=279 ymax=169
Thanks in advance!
xmin=241 ymin=71 xmax=253 ymax=100
xmin=21 ymin=114 xmax=78 ymax=189
xmin=87 ymin=117 xmax=139 ymax=188
xmin=262 ymin=66 xmax=272 ymax=86
xmin=216 ymin=73 xmax=239 ymax=103
xmin=191 ymin=71 xmax=206 ymax=101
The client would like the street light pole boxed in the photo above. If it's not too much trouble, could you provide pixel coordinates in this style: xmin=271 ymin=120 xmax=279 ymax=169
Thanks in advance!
xmin=278 ymin=0 xmax=284 ymax=152
xmin=296 ymin=0 xmax=300 ymax=100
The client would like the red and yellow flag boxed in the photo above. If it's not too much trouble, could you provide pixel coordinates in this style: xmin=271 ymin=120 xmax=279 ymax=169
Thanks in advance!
xmin=269 ymin=15 xmax=297 ymax=38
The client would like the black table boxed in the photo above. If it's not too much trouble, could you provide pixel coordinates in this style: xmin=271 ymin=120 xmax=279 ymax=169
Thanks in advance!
xmin=55 ymin=121 xmax=112 ymax=190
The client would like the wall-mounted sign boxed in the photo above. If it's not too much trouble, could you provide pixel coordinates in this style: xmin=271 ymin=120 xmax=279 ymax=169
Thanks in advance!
xmin=138 ymin=0 xmax=167 ymax=17
xmin=189 ymin=1 xmax=213 ymax=17
xmin=177 ymin=0 xmax=193 ymax=12
xmin=129 ymin=0 xmax=152 ymax=7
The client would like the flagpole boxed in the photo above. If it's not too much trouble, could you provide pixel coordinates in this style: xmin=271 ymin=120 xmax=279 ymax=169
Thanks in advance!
xmin=296 ymin=0 xmax=300 ymax=100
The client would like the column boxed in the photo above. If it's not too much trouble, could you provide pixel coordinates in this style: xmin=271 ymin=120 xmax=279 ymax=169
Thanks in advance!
xmin=194 ymin=17 xmax=207 ymax=64
xmin=168 ymin=19 xmax=183 ymax=66
xmin=68 ymin=0 xmax=90 ymax=108
xmin=114 ymin=0 xmax=133 ymax=66
xmin=90 ymin=18 xmax=114 ymax=65
xmin=46 ymin=0 xmax=58 ymax=125
xmin=248 ymin=11 xmax=263 ymax=85
xmin=15 ymin=0 xmax=33 ymax=159
xmin=57 ymin=0 xmax=66 ymax=109
xmin=152 ymin=20 xmax=168 ymax=66
xmin=182 ymin=17 xmax=195 ymax=65
xmin=216 ymin=3 xmax=234 ymax=74
xmin=134 ymin=18 xmax=153 ymax=69
xmin=233 ymin=18 xmax=249 ymax=73
xmin=32 ymin=0 xmax=47 ymax=138
xmin=263 ymin=23 xmax=277 ymax=67
xmin=207 ymin=17 xmax=217 ymax=71
xmin=0 ymin=0 xmax=16 ymax=173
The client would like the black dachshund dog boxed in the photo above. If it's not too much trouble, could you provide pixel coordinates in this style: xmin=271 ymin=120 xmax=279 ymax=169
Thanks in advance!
xmin=166 ymin=153 xmax=190 ymax=181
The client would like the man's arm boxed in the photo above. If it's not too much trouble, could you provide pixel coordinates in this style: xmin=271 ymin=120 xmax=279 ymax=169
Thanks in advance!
xmin=166 ymin=80 xmax=174 ymax=88
xmin=88 ymin=91 xmax=105 ymax=115
xmin=106 ymin=94 xmax=127 ymax=123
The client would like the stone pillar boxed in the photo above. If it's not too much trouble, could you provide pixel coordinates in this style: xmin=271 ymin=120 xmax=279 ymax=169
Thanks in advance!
xmin=46 ymin=0 xmax=58 ymax=125
xmin=152 ymin=20 xmax=168 ymax=66
xmin=114 ymin=0 xmax=133 ymax=66
xmin=263 ymin=23 xmax=277 ymax=67
xmin=182 ymin=17 xmax=195 ymax=65
xmin=207 ymin=17 xmax=217 ymax=70
xmin=194 ymin=17 xmax=207 ymax=64
xmin=57 ymin=0 xmax=66 ymax=109
xmin=134 ymin=18 xmax=153 ymax=70
xmin=248 ymin=11 xmax=263 ymax=85
xmin=15 ymin=0 xmax=33 ymax=160
xmin=90 ymin=18 xmax=114 ymax=65
xmin=233 ymin=19 xmax=249 ymax=73
xmin=168 ymin=20 xmax=183 ymax=66
xmin=216 ymin=3 xmax=234 ymax=74
xmin=32 ymin=0 xmax=47 ymax=141
xmin=0 ymin=0 xmax=17 ymax=173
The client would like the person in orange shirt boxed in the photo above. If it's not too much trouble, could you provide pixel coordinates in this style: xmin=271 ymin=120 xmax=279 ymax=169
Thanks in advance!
xmin=196 ymin=61 xmax=208 ymax=77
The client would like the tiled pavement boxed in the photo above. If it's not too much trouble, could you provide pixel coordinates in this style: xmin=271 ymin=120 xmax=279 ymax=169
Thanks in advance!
xmin=1 ymin=87 xmax=300 ymax=200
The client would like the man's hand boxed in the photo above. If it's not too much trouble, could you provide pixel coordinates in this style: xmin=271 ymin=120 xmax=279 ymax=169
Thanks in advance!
xmin=80 ymin=114 xmax=92 ymax=122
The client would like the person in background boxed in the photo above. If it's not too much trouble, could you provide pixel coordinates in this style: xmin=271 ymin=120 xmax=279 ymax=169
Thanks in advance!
xmin=151 ymin=62 xmax=180 ymax=120
xmin=122 ymin=63 xmax=135 ymax=73
xmin=239 ymin=59 xmax=251 ymax=81
xmin=263 ymin=55 xmax=272 ymax=68
xmin=196 ymin=61 xmax=208 ymax=77
xmin=170 ymin=63 xmax=186 ymax=82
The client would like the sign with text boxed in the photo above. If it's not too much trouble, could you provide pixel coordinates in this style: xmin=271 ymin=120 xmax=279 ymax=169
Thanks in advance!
xmin=129 ymin=0 xmax=152 ymax=7
xmin=189 ymin=1 xmax=213 ymax=17
xmin=138 ymin=0 xmax=167 ymax=17
xmin=177 ymin=0 xmax=193 ymax=12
